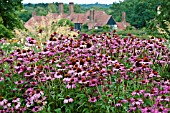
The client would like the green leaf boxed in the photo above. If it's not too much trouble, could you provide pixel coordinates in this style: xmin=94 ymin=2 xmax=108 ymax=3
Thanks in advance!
xmin=77 ymin=102 xmax=86 ymax=110
xmin=55 ymin=108 xmax=62 ymax=113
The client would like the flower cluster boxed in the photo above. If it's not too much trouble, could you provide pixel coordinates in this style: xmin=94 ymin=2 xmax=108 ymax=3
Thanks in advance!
xmin=0 ymin=30 xmax=170 ymax=112
xmin=25 ymin=37 xmax=36 ymax=47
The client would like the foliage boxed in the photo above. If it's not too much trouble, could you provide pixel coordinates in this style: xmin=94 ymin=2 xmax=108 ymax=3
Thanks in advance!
xmin=0 ymin=24 xmax=14 ymax=39
xmin=109 ymin=0 xmax=159 ymax=29
xmin=156 ymin=0 xmax=170 ymax=34
xmin=117 ymin=29 xmax=148 ymax=38
xmin=146 ymin=0 xmax=170 ymax=39
xmin=57 ymin=19 xmax=74 ymax=27
xmin=82 ymin=23 xmax=88 ymax=30
xmin=47 ymin=3 xmax=58 ymax=13
xmin=18 ymin=9 xmax=32 ymax=22
xmin=102 ymin=25 xmax=110 ymax=32
xmin=0 ymin=0 xmax=23 ymax=38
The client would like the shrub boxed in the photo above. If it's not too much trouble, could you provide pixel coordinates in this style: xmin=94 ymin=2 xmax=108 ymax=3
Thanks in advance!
xmin=102 ymin=25 xmax=110 ymax=32
xmin=57 ymin=18 xmax=74 ymax=27
xmin=0 ymin=24 xmax=14 ymax=39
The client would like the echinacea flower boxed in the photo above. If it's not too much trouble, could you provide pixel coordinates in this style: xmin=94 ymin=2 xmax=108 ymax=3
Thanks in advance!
xmin=14 ymin=80 xmax=24 ymax=85
xmin=0 ymin=77 xmax=4 ymax=82
xmin=157 ymin=95 xmax=169 ymax=102
xmin=12 ymin=97 xmax=20 ymax=103
xmin=25 ymin=37 xmax=36 ymax=47
xmin=64 ymin=96 xmax=74 ymax=104
xmin=115 ymin=100 xmax=122 ymax=107
xmin=32 ymin=106 xmax=42 ymax=112
xmin=66 ymin=82 xmax=76 ymax=89
xmin=132 ymin=90 xmax=145 ymax=96
xmin=54 ymin=72 xmax=63 ymax=79
xmin=88 ymin=97 xmax=97 ymax=103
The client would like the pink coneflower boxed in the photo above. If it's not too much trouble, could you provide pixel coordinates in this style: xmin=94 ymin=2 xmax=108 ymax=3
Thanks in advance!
xmin=14 ymin=102 xmax=21 ymax=110
xmin=107 ymin=94 xmax=114 ymax=98
xmin=153 ymin=107 xmax=170 ymax=113
xmin=0 ymin=97 xmax=11 ymax=109
xmin=88 ymin=97 xmax=97 ymax=103
xmin=0 ymin=96 xmax=7 ymax=106
xmin=30 ymin=82 xmax=38 ymax=86
xmin=0 ymin=77 xmax=4 ymax=82
xmin=26 ymin=101 xmax=34 ymax=107
xmin=116 ymin=78 xmax=122 ymax=83
xmin=25 ymin=88 xmax=34 ymax=95
xmin=26 ymin=37 xmax=36 ymax=47
xmin=64 ymin=96 xmax=74 ymax=104
xmin=148 ymin=70 xmax=161 ymax=78
xmin=140 ymin=79 xmax=149 ymax=84
xmin=42 ymin=48 xmax=50 ymax=55
xmin=89 ymin=79 xmax=98 ymax=87
xmin=12 ymin=97 xmax=20 ymax=103
xmin=121 ymin=99 xmax=128 ymax=103
xmin=132 ymin=90 xmax=145 ymax=96
xmin=157 ymin=95 xmax=169 ymax=102
xmin=32 ymin=106 xmax=42 ymax=112
xmin=14 ymin=63 xmax=22 ymax=70
xmin=14 ymin=80 xmax=24 ymax=85
xmin=54 ymin=72 xmax=63 ymax=79
xmin=66 ymin=82 xmax=76 ymax=89
xmin=131 ymin=98 xmax=144 ymax=106
xmin=140 ymin=107 xmax=153 ymax=113
xmin=115 ymin=100 xmax=122 ymax=107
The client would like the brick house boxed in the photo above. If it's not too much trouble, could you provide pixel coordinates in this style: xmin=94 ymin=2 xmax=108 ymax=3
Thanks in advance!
xmin=24 ymin=2 xmax=130 ymax=30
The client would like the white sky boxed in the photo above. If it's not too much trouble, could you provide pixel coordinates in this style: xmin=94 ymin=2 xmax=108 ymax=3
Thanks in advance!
xmin=22 ymin=0 xmax=123 ymax=4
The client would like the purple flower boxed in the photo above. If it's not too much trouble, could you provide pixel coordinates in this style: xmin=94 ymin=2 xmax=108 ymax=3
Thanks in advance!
xmin=32 ymin=106 xmax=42 ymax=112
xmin=14 ymin=80 xmax=24 ymax=85
xmin=66 ymin=82 xmax=76 ymax=89
xmin=88 ymin=97 xmax=97 ymax=103
xmin=132 ymin=90 xmax=145 ymax=96
xmin=0 ymin=77 xmax=4 ymax=82
xmin=25 ymin=37 xmax=36 ymax=47
xmin=54 ymin=72 xmax=63 ymax=79
xmin=64 ymin=96 xmax=74 ymax=104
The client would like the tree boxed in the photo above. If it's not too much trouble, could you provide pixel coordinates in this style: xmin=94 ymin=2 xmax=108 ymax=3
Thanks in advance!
xmin=109 ymin=2 xmax=123 ymax=22
xmin=47 ymin=3 xmax=57 ymax=13
xmin=0 ymin=0 xmax=23 ymax=38
xmin=109 ymin=0 xmax=159 ymax=29
xmin=18 ymin=9 xmax=32 ymax=22
xmin=156 ymin=0 xmax=170 ymax=36
xmin=74 ymin=4 xmax=82 ymax=13
xmin=35 ymin=6 xmax=48 ymax=16
xmin=146 ymin=0 xmax=170 ymax=38
xmin=131 ymin=1 xmax=157 ymax=28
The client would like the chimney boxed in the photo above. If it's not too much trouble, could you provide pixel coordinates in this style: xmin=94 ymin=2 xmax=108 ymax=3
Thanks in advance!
xmin=69 ymin=2 xmax=74 ymax=15
xmin=32 ymin=11 xmax=36 ymax=17
xmin=59 ymin=3 xmax=64 ymax=15
xmin=122 ymin=12 xmax=126 ymax=26
xmin=90 ymin=10 xmax=95 ymax=22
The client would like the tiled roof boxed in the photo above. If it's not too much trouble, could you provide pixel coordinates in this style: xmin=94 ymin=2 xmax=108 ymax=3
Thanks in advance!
xmin=24 ymin=10 xmax=130 ymax=30
xmin=85 ymin=10 xmax=111 ymax=26
xmin=69 ymin=13 xmax=87 ymax=24
xmin=116 ymin=22 xmax=130 ymax=30
xmin=24 ymin=16 xmax=49 ymax=28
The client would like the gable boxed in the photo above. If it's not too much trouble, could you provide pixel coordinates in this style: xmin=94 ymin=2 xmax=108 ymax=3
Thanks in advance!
xmin=107 ymin=16 xmax=116 ymax=25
